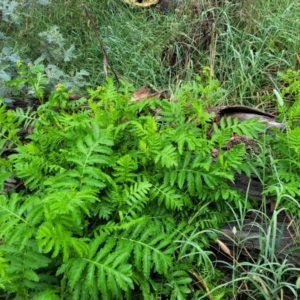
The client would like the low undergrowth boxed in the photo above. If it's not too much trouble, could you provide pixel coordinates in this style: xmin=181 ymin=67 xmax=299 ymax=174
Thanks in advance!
xmin=0 ymin=60 xmax=300 ymax=299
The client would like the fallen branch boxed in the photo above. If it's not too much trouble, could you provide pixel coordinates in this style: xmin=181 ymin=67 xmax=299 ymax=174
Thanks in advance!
xmin=81 ymin=3 xmax=120 ymax=86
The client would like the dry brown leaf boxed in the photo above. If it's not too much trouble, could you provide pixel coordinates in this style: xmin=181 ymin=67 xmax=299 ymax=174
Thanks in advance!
xmin=216 ymin=239 xmax=232 ymax=257
xmin=189 ymin=269 xmax=212 ymax=300
xmin=123 ymin=0 xmax=159 ymax=7
xmin=252 ymin=275 xmax=270 ymax=296
xmin=130 ymin=86 xmax=161 ymax=102
xmin=296 ymin=54 xmax=300 ymax=70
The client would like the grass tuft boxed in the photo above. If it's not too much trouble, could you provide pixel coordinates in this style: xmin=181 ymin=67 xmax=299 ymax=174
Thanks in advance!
xmin=2 ymin=0 xmax=299 ymax=105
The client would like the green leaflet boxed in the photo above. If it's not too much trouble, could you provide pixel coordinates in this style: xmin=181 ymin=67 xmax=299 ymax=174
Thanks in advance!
xmin=120 ymin=222 xmax=174 ymax=277
xmin=57 ymin=234 xmax=134 ymax=300
xmin=113 ymin=154 xmax=138 ymax=183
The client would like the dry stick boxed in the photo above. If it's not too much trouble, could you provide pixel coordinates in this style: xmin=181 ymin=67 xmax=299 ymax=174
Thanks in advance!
xmin=81 ymin=4 xmax=120 ymax=86
xmin=189 ymin=269 xmax=212 ymax=300
xmin=209 ymin=22 xmax=217 ymax=78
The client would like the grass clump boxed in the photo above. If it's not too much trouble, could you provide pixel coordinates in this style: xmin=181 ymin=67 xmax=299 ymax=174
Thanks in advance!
xmin=1 ymin=0 xmax=300 ymax=103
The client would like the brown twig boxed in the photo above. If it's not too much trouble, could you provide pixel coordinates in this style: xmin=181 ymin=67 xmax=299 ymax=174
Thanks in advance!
xmin=81 ymin=3 xmax=120 ymax=86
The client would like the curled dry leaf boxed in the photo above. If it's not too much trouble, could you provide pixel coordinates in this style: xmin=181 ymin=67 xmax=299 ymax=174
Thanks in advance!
xmin=216 ymin=239 xmax=232 ymax=257
xmin=130 ymin=86 xmax=162 ymax=102
xmin=252 ymin=275 xmax=270 ymax=296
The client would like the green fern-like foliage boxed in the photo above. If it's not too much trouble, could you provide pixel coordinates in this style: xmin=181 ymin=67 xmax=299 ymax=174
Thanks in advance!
xmin=112 ymin=154 xmax=138 ymax=183
xmin=265 ymin=87 xmax=300 ymax=214
xmin=0 ymin=77 xmax=266 ymax=299
xmin=56 ymin=234 xmax=133 ymax=300
xmin=0 ymin=100 xmax=23 ymax=161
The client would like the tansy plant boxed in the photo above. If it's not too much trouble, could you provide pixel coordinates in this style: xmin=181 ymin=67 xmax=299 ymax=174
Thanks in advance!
xmin=6 ymin=58 xmax=47 ymax=103
xmin=1 ymin=69 xmax=300 ymax=299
